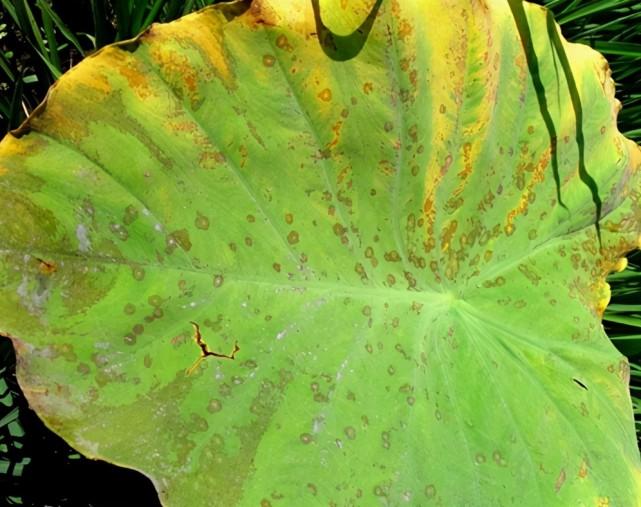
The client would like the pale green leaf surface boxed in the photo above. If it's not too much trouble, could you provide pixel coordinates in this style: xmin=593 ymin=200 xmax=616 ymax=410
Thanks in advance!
xmin=1 ymin=0 xmax=641 ymax=505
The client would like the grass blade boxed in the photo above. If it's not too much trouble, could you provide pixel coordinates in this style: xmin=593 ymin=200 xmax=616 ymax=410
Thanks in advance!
xmin=15 ymin=0 xmax=49 ymax=63
xmin=141 ymin=0 xmax=170 ymax=31
xmin=113 ymin=0 xmax=132 ymax=40
xmin=39 ymin=3 xmax=61 ymax=72
xmin=130 ymin=0 xmax=150 ymax=35
xmin=89 ymin=0 xmax=110 ymax=48
xmin=35 ymin=0 xmax=85 ymax=56
xmin=0 ymin=49 xmax=15 ymax=82
xmin=592 ymin=41 xmax=641 ymax=57
xmin=557 ymin=0 xmax=639 ymax=25
xmin=0 ymin=0 xmax=18 ymax=25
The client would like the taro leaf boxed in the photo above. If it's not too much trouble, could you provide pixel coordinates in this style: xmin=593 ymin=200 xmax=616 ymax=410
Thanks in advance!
xmin=1 ymin=0 xmax=641 ymax=505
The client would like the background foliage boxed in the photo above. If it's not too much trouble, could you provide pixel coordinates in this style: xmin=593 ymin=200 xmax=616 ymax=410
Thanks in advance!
xmin=0 ymin=0 xmax=639 ymax=505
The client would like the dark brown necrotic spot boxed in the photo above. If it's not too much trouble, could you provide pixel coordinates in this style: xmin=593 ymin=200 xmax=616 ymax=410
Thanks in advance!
xmin=262 ymin=54 xmax=275 ymax=66
xmin=287 ymin=231 xmax=299 ymax=244
xmin=165 ymin=229 xmax=192 ymax=254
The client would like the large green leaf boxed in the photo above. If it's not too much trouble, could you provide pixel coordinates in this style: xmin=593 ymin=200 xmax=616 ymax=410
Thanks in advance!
xmin=1 ymin=0 xmax=641 ymax=504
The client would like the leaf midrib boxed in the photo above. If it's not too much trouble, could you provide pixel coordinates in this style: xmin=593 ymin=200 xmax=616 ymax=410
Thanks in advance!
xmin=1 ymin=247 xmax=454 ymax=305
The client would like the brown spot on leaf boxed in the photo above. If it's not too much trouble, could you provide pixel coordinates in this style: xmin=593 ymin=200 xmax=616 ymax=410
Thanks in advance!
xmin=299 ymin=433 xmax=313 ymax=444
xmin=317 ymin=88 xmax=332 ymax=102
xmin=207 ymin=399 xmax=223 ymax=413
xmin=132 ymin=266 xmax=145 ymax=281
xmin=123 ymin=205 xmax=138 ymax=225
xmin=374 ymin=485 xmax=387 ymax=497
xmin=165 ymin=229 xmax=192 ymax=254
xmin=384 ymin=250 xmax=401 ymax=262
xmin=287 ymin=231 xmax=299 ymax=244
xmin=37 ymin=258 xmax=57 ymax=275
xmin=440 ymin=154 xmax=453 ymax=175
xmin=555 ymin=468 xmax=566 ymax=492
xmin=195 ymin=212 xmax=210 ymax=230
xmin=492 ymin=450 xmax=507 ymax=466
xmin=578 ymin=458 xmax=589 ymax=478
xmin=275 ymin=34 xmax=292 ymax=51
xmin=355 ymin=262 xmax=368 ymax=281
xmin=148 ymin=294 xmax=163 ymax=307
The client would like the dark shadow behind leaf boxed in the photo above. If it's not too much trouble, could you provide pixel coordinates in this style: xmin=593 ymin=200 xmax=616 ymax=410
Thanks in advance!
xmin=310 ymin=0 xmax=383 ymax=61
